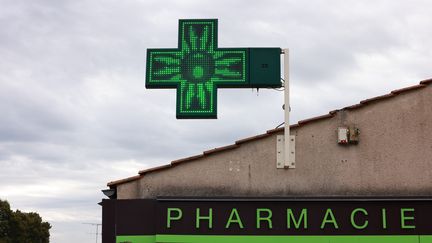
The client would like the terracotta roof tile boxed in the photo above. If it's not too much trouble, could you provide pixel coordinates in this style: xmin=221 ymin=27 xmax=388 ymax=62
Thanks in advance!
xmin=236 ymin=134 xmax=270 ymax=145
xmin=360 ymin=93 xmax=396 ymax=105
xmin=420 ymin=78 xmax=432 ymax=85
xmin=266 ymin=127 xmax=284 ymax=134
xmin=391 ymin=84 xmax=426 ymax=94
xmin=107 ymin=79 xmax=432 ymax=187
xmin=139 ymin=164 xmax=172 ymax=175
xmin=171 ymin=154 xmax=204 ymax=165
xmin=343 ymin=103 xmax=364 ymax=110
xmin=266 ymin=123 xmax=302 ymax=135
xmin=203 ymin=144 xmax=239 ymax=155
xmin=298 ymin=113 xmax=335 ymax=125
xmin=107 ymin=175 xmax=141 ymax=187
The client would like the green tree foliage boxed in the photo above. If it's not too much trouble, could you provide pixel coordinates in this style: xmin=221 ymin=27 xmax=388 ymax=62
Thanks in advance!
xmin=0 ymin=200 xmax=12 ymax=241
xmin=0 ymin=199 xmax=51 ymax=243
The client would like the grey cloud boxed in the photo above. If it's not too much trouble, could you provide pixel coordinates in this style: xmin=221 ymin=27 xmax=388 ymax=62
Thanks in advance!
xmin=1 ymin=0 xmax=432 ymax=242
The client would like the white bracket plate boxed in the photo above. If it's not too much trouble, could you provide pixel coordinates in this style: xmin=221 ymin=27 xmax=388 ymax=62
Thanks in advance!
xmin=276 ymin=135 xmax=296 ymax=169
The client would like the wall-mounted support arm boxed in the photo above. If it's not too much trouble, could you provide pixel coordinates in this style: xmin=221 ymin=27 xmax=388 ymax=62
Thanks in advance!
xmin=277 ymin=49 xmax=296 ymax=169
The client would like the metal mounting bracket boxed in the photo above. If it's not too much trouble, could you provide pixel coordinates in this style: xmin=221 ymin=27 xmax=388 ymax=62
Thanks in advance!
xmin=276 ymin=135 xmax=296 ymax=169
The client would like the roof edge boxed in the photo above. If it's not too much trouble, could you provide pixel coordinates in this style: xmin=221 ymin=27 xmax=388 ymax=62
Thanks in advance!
xmin=139 ymin=164 xmax=172 ymax=175
xmin=420 ymin=78 xmax=432 ymax=85
xmin=107 ymin=175 xmax=141 ymax=187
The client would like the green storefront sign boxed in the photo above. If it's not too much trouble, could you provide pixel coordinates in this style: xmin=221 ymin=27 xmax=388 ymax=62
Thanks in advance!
xmin=145 ymin=19 xmax=281 ymax=119
xmin=101 ymin=198 xmax=432 ymax=243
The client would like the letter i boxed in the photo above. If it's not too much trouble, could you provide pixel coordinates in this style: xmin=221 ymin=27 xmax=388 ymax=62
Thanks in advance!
xmin=382 ymin=208 xmax=387 ymax=229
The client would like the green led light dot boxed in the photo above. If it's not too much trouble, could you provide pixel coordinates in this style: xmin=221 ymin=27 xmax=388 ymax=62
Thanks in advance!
xmin=193 ymin=66 xmax=204 ymax=79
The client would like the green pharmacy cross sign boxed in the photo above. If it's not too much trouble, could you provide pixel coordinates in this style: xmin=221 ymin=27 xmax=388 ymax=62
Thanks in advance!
xmin=146 ymin=19 xmax=281 ymax=119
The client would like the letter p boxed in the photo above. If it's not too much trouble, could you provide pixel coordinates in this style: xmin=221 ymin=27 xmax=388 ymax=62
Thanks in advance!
xmin=167 ymin=208 xmax=183 ymax=228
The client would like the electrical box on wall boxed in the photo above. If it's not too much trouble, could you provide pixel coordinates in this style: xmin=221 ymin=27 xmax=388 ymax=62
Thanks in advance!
xmin=349 ymin=127 xmax=360 ymax=144
xmin=338 ymin=126 xmax=360 ymax=145
xmin=338 ymin=127 xmax=349 ymax=144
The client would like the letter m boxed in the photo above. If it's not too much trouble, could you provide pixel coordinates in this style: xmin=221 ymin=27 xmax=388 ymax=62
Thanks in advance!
xmin=287 ymin=208 xmax=308 ymax=229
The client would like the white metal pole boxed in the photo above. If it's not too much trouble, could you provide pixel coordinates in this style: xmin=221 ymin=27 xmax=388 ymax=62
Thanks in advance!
xmin=283 ymin=48 xmax=290 ymax=168
xmin=96 ymin=224 xmax=99 ymax=243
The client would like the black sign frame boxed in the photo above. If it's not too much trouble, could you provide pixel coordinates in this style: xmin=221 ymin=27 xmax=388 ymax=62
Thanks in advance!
xmin=102 ymin=197 xmax=432 ymax=243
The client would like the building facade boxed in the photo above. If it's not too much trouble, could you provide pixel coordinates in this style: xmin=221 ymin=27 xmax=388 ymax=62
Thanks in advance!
xmin=103 ymin=78 xmax=432 ymax=243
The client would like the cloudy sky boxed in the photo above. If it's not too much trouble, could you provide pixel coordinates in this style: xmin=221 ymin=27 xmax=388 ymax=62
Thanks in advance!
xmin=1 ymin=0 xmax=431 ymax=242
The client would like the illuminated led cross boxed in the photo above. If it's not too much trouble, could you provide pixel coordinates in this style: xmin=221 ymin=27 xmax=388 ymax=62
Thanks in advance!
xmin=146 ymin=19 xmax=248 ymax=119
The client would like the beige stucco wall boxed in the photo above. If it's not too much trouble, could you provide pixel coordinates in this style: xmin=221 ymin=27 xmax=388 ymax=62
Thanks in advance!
xmin=116 ymin=85 xmax=432 ymax=199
